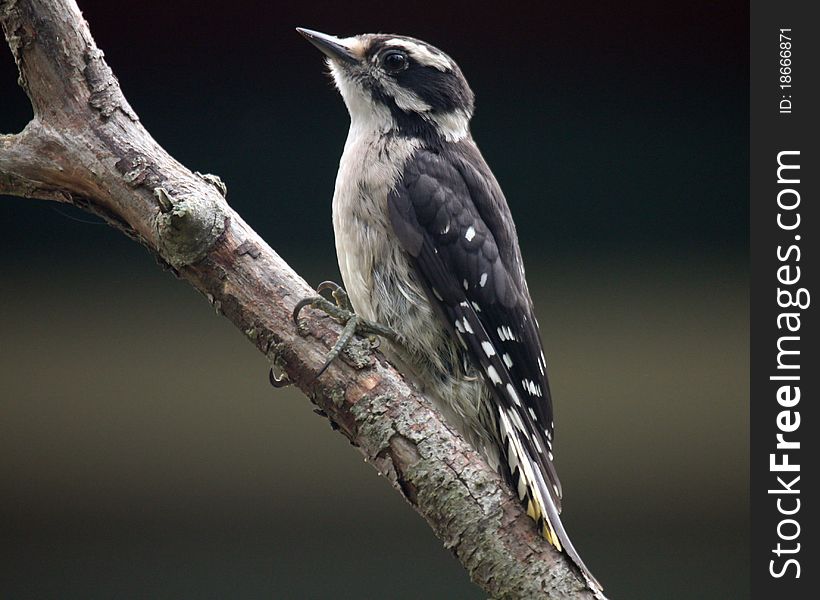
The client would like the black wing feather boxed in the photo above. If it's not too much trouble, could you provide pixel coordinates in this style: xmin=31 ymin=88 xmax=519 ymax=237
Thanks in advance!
xmin=386 ymin=143 xmax=606 ymax=592
xmin=387 ymin=143 xmax=561 ymax=507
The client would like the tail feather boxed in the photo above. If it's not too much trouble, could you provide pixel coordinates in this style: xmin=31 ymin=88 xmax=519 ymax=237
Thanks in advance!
xmin=535 ymin=468 xmax=603 ymax=593
xmin=497 ymin=407 xmax=603 ymax=594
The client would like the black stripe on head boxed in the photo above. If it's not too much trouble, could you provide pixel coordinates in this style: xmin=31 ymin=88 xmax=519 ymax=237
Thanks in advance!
xmin=395 ymin=64 xmax=474 ymax=114
xmin=366 ymin=35 xmax=475 ymax=116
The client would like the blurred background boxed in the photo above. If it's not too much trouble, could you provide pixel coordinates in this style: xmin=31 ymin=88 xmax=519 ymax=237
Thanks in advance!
xmin=1 ymin=1 xmax=748 ymax=598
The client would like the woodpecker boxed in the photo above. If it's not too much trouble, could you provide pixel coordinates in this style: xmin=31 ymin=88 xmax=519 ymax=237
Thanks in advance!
xmin=297 ymin=28 xmax=602 ymax=593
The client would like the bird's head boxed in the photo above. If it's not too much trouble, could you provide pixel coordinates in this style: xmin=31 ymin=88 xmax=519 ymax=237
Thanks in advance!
xmin=297 ymin=28 xmax=474 ymax=141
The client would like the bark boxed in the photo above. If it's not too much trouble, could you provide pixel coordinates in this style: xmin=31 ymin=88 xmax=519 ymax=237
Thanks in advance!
xmin=0 ymin=1 xmax=603 ymax=598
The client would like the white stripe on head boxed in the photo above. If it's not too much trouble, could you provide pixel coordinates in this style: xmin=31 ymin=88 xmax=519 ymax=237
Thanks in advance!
xmin=384 ymin=38 xmax=453 ymax=72
xmin=428 ymin=109 xmax=470 ymax=142
xmin=378 ymin=77 xmax=434 ymax=113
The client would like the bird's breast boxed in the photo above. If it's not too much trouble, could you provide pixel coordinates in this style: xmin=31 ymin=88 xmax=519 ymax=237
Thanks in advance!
xmin=332 ymin=131 xmax=421 ymax=324
xmin=330 ymin=130 xmax=492 ymax=449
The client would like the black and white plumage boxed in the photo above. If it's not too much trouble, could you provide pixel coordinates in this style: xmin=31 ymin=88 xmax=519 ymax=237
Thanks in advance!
xmin=298 ymin=28 xmax=601 ymax=593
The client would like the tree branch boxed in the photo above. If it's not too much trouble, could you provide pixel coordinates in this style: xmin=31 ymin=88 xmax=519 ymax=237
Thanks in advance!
xmin=1 ymin=1 xmax=601 ymax=597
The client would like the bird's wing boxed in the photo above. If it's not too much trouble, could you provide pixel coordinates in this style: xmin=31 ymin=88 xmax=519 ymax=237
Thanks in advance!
xmin=387 ymin=141 xmax=564 ymax=527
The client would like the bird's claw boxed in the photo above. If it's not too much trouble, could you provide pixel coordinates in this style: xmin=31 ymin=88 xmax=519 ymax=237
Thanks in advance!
xmin=317 ymin=280 xmax=352 ymax=312
xmin=269 ymin=365 xmax=291 ymax=388
xmin=294 ymin=281 xmax=397 ymax=379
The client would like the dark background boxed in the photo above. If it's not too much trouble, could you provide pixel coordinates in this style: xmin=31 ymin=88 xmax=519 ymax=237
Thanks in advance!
xmin=1 ymin=1 xmax=748 ymax=598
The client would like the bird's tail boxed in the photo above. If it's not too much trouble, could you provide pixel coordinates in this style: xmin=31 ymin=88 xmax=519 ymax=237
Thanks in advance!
xmin=497 ymin=408 xmax=604 ymax=595
xmin=535 ymin=478 xmax=604 ymax=595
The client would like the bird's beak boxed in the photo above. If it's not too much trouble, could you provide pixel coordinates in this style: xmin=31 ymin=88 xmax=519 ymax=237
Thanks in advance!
xmin=296 ymin=28 xmax=358 ymax=64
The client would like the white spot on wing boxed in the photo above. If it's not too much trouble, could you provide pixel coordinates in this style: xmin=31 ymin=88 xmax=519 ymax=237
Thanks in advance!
xmin=498 ymin=326 xmax=516 ymax=341
xmin=465 ymin=226 xmax=476 ymax=241
xmin=498 ymin=409 xmax=511 ymax=438
xmin=521 ymin=379 xmax=541 ymax=397
xmin=479 ymin=272 xmax=488 ymax=287
xmin=502 ymin=353 xmax=513 ymax=368
xmin=505 ymin=383 xmax=522 ymax=406
xmin=508 ymin=407 xmax=526 ymax=432
xmin=463 ymin=318 xmax=474 ymax=334
xmin=481 ymin=341 xmax=496 ymax=357
xmin=486 ymin=365 xmax=502 ymax=385
xmin=516 ymin=472 xmax=527 ymax=500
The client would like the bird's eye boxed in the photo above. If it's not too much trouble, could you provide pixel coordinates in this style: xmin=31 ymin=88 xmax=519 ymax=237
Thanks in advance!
xmin=382 ymin=51 xmax=408 ymax=73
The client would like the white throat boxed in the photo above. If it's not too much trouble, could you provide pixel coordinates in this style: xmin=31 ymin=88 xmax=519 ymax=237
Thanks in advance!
xmin=329 ymin=61 xmax=394 ymax=135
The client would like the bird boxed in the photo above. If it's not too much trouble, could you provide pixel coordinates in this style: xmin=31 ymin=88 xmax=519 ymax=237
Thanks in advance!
xmin=296 ymin=27 xmax=602 ymax=593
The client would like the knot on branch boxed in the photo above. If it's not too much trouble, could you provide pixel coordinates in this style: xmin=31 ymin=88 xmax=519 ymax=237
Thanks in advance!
xmin=195 ymin=171 xmax=228 ymax=197
xmin=154 ymin=185 xmax=227 ymax=267
xmin=382 ymin=433 xmax=422 ymax=504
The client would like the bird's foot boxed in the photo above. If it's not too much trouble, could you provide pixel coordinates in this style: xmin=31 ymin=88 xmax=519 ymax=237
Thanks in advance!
xmin=293 ymin=281 xmax=397 ymax=378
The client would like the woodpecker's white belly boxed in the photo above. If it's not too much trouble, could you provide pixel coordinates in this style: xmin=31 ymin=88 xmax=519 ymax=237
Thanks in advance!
xmin=331 ymin=128 xmax=499 ymax=467
xmin=332 ymin=130 xmax=419 ymax=326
